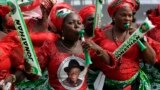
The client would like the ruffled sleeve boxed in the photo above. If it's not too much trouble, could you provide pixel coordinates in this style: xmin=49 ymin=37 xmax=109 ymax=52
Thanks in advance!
xmin=37 ymin=40 xmax=56 ymax=70
xmin=0 ymin=44 xmax=11 ymax=80
xmin=9 ymin=45 xmax=25 ymax=72
xmin=147 ymin=37 xmax=160 ymax=63
xmin=90 ymin=50 xmax=116 ymax=70
xmin=92 ymin=28 xmax=106 ymax=44
xmin=30 ymin=32 xmax=59 ymax=47
xmin=0 ymin=31 xmax=20 ymax=48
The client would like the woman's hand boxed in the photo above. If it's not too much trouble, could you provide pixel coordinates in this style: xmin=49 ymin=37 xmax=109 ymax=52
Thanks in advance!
xmin=0 ymin=76 xmax=13 ymax=90
xmin=41 ymin=0 xmax=56 ymax=15
xmin=0 ymin=80 xmax=5 ymax=90
xmin=81 ymin=40 xmax=111 ymax=65
xmin=24 ymin=60 xmax=40 ymax=80
xmin=81 ymin=39 xmax=102 ymax=52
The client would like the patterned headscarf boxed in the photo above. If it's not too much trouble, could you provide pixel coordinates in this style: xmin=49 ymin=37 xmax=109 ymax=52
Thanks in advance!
xmin=107 ymin=0 xmax=140 ymax=17
xmin=79 ymin=5 xmax=95 ymax=23
xmin=48 ymin=2 xmax=73 ymax=33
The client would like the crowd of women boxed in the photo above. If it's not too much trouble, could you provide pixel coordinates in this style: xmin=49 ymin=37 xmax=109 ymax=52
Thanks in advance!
xmin=0 ymin=0 xmax=160 ymax=90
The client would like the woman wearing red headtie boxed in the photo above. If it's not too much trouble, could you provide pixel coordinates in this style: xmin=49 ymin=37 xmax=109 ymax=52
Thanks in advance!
xmin=79 ymin=5 xmax=105 ymax=90
xmin=0 ymin=0 xmax=57 ymax=90
xmin=36 ymin=2 xmax=114 ymax=90
xmin=0 ymin=6 xmax=26 ymax=90
xmin=91 ymin=0 xmax=156 ymax=90
xmin=79 ymin=5 xmax=96 ymax=39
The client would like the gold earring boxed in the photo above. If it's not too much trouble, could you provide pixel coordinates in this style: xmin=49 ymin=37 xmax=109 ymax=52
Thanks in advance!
xmin=61 ymin=36 xmax=64 ymax=40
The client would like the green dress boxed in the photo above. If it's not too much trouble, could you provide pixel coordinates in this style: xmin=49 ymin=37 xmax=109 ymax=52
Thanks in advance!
xmin=141 ymin=63 xmax=160 ymax=90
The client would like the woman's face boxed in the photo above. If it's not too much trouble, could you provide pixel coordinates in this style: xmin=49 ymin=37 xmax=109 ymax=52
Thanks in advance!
xmin=113 ymin=5 xmax=133 ymax=31
xmin=83 ymin=14 xmax=94 ymax=36
xmin=62 ymin=13 xmax=84 ymax=42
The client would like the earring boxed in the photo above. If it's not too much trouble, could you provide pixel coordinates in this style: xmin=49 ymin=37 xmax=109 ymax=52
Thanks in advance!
xmin=61 ymin=36 xmax=64 ymax=40
xmin=61 ymin=30 xmax=64 ymax=40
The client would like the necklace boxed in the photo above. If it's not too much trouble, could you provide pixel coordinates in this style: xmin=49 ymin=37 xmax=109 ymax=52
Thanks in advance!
xmin=60 ymin=40 xmax=71 ymax=52
xmin=112 ymin=29 xmax=128 ymax=66
xmin=59 ymin=40 xmax=78 ymax=53
xmin=112 ymin=29 xmax=128 ymax=47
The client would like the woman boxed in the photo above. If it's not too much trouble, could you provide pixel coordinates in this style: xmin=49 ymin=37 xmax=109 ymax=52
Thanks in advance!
xmin=0 ymin=5 xmax=26 ymax=90
xmin=79 ymin=5 xmax=104 ymax=90
xmin=36 ymin=2 xmax=113 ymax=90
xmin=79 ymin=5 xmax=95 ymax=39
xmin=92 ymin=0 xmax=156 ymax=90
xmin=0 ymin=41 xmax=26 ymax=90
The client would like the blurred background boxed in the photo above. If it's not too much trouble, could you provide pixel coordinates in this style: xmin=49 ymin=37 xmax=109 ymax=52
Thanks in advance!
xmin=57 ymin=0 xmax=159 ymax=26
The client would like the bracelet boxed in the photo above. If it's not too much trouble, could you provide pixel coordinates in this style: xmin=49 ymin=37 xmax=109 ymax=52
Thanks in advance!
xmin=11 ymin=74 xmax=16 ymax=83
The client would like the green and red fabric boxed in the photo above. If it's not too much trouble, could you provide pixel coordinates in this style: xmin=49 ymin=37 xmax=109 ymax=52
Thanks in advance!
xmin=49 ymin=2 xmax=73 ymax=34
xmin=91 ymin=29 xmax=154 ymax=89
xmin=37 ymin=37 xmax=88 ymax=90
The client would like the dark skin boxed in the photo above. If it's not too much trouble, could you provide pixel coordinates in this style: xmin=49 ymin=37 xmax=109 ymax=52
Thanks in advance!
xmin=83 ymin=14 xmax=94 ymax=38
xmin=105 ymin=6 xmax=155 ymax=65
xmin=83 ymin=13 xmax=112 ymax=66
xmin=56 ymin=13 xmax=111 ymax=65
xmin=57 ymin=13 xmax=84 ymax=54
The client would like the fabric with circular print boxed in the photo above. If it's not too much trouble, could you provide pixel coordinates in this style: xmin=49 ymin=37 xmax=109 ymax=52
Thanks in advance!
xmin=57 ymin=55 xmax=87 ymax=90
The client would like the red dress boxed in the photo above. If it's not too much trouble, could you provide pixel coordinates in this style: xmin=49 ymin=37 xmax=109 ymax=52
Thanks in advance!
xmin=37 ymin=39 xmax=88 ymax=90
xmin=92 ymin=30 xmax=141 ymax=81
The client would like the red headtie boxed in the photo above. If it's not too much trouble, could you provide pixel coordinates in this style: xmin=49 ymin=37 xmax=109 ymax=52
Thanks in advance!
xmin=0 ymin=5 xmax=10 ymax=17
xmin=79 ymin=5 xmax=95 ymax=23
xmin=49 ymin=2 xmax=73 ymax=34
xmin=147 ymin=5 xmax=160 ymax=27
xmin=107 ymin=0 xmax=139 ymax=17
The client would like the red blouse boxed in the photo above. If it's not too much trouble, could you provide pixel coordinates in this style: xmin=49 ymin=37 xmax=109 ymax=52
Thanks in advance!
xmin=0 ymin=42 xmax=25 ymax=90
xmin=0 ymin=30 xmax=58 ymax=78
xmin=38 ymin=39 xmax=88 ymax=90
xmin=92 ymin=30 xmax=141 ymax=81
